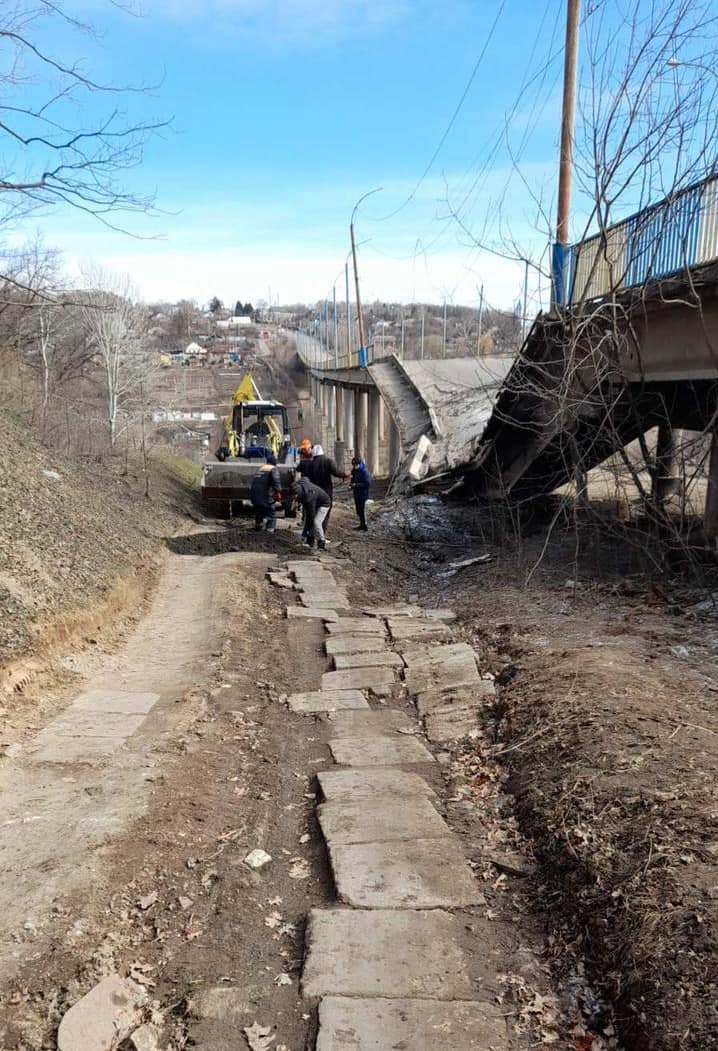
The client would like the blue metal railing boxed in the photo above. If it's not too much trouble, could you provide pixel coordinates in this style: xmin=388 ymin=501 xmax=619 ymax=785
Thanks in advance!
xmin=562 ymin=172 xmax=718 ymax=305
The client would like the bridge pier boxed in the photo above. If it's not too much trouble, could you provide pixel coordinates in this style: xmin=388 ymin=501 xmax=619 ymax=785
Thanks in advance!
xmin=354 ymin=390 xmax=368 ymax=461
xmin=388 ymin=412 xmax=401 ymax=476
xmin=705 ymin=432 xmax=718 ymax=543
xmin=367 ymin=390 xmax=381 ymax=477
xmin=652 ymin=421 xmax=680 ymax=506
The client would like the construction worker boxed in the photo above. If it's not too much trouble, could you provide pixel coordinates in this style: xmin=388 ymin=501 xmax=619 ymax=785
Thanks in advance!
xmin=309 ymin=443 xmax=347 ymax=539
xmin=297 ymin=438 xmax=314 ymax=477
xmin=250 ymin=454 xmax=281 ymax=532
xmin=350 ymin=454 xmax=371 ymax=531
xmin=295 ymin=475 xmax=331 ymax=550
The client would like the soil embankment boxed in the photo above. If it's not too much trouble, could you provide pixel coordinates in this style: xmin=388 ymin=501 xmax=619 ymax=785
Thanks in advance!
xmin=0 ymin=413 xmax=198 ymax=713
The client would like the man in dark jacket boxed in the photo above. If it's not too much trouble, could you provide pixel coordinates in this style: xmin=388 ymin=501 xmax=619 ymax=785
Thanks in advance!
xmin=250 ymin=454 xmax=281 ymax=532
xmin=296 ymin=475 xmax=331 ymax=549
xmin=350 ymin=454 xmax=371 ymax=531
xmin=309 ymin=443 xmax=346 ymax=538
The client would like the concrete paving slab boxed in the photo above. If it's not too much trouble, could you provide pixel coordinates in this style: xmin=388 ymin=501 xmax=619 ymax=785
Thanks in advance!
xmin=404 ymin=653 xmax=479 ymax=697
xmin=325 ymin=619 xmax=387 ymax=637
xmin=324 ymin=710 xmax=414 ymax=738
xmin=322 ymin=667 xmax=396 ymax=692
xmin=318 ymin=768 xmax=435 ymax=804
xmin=401 ymin=643 xmax=477 ymax=668
xmin=316 ymin=996 xmax=508 ymax=1051
xmin=361 ymin=604 xmax=421 ymax=618
xmin=300 ymin=593 xmax=351 ymax=610
xmin=288 ymin=690 xmax=370 ymax=713
xmin=286 ymin=606 xmax=339 ymax=621
xmin=425 ymin=704 xmax=480 ymax=743
xmin=388 ymin=620 xmax=452 ymax=642
xmin=303 ymin=908 xmax=474 ymax=1000
xmin=297 ymin=575 xmax=339 ymax=590
xmin=422 ymin=608 xmax=457 ymax=623
xmin=325 ymin=635 xmax=389 ymax=657
xmin=328 ymin=735 xmax=435 ymax=767
xmin=318 ymin=797 xmax=448 ymax=845
xmin=30 ymin=733 xmax=127 ymax=764
xmin=71 ymin=690 xmax=160 ymax=715
xmin=329 ymin=836 xmax=481 ymax=907
xmin=38 ymin=711 xmax=146 ymax=739
xmin=416 ymin=681 xmax=495 ymax=717
xmin=333 ymin=651 xmax=403 ymax=671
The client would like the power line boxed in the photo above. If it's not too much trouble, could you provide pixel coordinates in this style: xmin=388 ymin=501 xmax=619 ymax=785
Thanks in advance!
xmin=366 ymin=0 xmax=508 ymax=224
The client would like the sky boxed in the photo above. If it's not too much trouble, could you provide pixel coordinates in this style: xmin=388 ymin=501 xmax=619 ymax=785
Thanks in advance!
xmin=12 ymin=0 xmax=576 ymax=311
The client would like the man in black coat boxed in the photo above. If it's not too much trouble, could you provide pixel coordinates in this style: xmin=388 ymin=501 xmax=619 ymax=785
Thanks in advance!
xmin=250 ymin=455 xmax=281 ymax=532
xmin=309 ymin=443 xmax=346 ymax=538
xmin=296 ymin=475 xmax=331 ymax=549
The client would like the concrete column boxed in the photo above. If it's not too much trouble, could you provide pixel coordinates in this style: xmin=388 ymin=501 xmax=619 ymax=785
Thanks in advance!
xmin=652 ymin=421 xmax=679 ymax=506
xmin=344 ymin=388 xmax=355 ymax=459
xmin=367 ymin=390 xmax=381 ymax=476
xmin=354 ymin=389 xmax=368 ymax=461
xmin=388 ymin=411 xmax=401 ymax=475
xmin=705 ymin=431 xmax=718 ymax=541
xmin=378 ymin=397 xmax=386 ymax=443
xmin=328 ymin=385 xmax=336 ymax=432
xmin=335 ymin=386 xmax=345 ymax=442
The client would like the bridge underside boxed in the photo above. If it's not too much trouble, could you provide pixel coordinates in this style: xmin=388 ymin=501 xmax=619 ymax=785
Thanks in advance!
xmin=458 ymin=267 xmax=718 ymax=505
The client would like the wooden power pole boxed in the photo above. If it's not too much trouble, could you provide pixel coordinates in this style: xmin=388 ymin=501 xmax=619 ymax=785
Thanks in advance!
xmin=552 ymin=0 xmax=580 ymax=307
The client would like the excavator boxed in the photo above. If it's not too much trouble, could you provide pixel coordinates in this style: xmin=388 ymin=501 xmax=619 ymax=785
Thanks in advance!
xmin=201 ymin=374 xmax=298 ymax=518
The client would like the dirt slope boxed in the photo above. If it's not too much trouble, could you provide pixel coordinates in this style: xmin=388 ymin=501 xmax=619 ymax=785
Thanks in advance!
xmin=0 ymin=411 xmax=196 ymax=679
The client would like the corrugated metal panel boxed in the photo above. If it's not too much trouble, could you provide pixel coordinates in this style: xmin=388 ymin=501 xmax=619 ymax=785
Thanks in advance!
xmin=568 ymin=173 xmax=718 ymax=304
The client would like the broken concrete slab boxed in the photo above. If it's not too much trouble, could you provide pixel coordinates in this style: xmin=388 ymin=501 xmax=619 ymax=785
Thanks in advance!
xmin=321 ymin=667 xmax=396 ymax=692
xmin=296 ymin=575 xmax=340 ymax=591
xmin=57 ymin=974 xmax=147 ymax=1051
xmin=387 ymin=619 xmax=452 ymax=642
xmin=316 ymin=997 xmax=508 ymax=1051
xmin=333 ymin=651 xmax=404 ymax=670
xmin=361 ymin=604 xmax=422 ymax=618
xmin=324 ymin=710 xmax=414 ymax=738
xmin=318 ymin=767 xmax=435 ymax=804
xmin=187 ymin=986 xmax=252 ymax=1021
xmin=328 ymin=734 xmax=435 ymax=767
xmin=325 ymin=619 xmax=387 ymax=637
xmin=424 ymin=704 xmax=480 ymax=742
xmin=286 ymin=606 xmax=339 ymax=621
xmin=329 ymin=836 xmax=481 ymax=907
xmin=325 ymin=635 xmax=389 ymax=657
xmin=267 ymin=571 xmax=295 ymax=589
xmin=287 ymin=690 xmax=370 ymax=713
xmin=318 ymin=797 xmax=448 ymax=845
xmin=416 ymin=681 xmax=495 ymax=717
xmin=71 ymin=691 xmax=160 ymax=715
xmin=423 ymin=608 xmax=457 ymax=623
xmin=303 ymin=908 xmax=474 ymax=1000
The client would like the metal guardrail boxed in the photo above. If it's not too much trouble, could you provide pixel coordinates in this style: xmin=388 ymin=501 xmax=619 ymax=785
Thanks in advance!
xmin=565 ymin=173 xmax=718 ymax=304
xmin=296 ymin=330 xmax=388 ymax=371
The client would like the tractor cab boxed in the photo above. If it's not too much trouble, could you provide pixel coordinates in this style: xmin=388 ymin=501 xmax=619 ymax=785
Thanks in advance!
xmin=216 ymin=399 xmax=292 ymax=465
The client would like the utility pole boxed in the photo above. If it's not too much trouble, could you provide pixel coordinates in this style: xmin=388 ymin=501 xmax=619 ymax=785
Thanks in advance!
xmin=345 ymin=262 xmax=351 ymax=362
xmin=350 ymin=220 xmax=366 ymax=366
xmin=442 ymin=300 xmax=447 ymax=357
xmin=420 ymin=308 xmax=425 ymax=360
xmin=400 ymin=313 xmax=405 ymax=360
xmin=552 ymin=0 xmax=580 ymax=309
xmin=522 ymin=260 xmax=529 ymax=341
xmin=476 ymin=284 xmax=484 ymax=355
xmin=333 ymin=285 xmax=338 ymax=367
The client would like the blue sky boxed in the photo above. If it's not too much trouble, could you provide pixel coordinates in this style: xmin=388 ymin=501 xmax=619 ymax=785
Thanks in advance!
xmin=21 ymin=0 xmax=574 ymax=310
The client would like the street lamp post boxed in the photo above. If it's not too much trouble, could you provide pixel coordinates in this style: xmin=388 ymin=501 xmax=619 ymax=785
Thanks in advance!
xmin=350 ymin=187 xmax=382 ymax=368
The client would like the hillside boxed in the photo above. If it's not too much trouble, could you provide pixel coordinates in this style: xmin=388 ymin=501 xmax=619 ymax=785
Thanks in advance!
xmin=0 ymin=410 xmax=198 ymax=686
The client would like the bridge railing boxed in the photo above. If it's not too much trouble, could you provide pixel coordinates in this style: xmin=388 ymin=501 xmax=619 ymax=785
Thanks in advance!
xmin=295 ymin=330 xmax=392 ymax=371
xmin=565 ymin=173 xmax=718 ymax=304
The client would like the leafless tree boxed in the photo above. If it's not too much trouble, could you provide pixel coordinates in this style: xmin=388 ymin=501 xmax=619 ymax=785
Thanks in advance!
xmin=0 ymin=1 xmax=166 ymax=272
xmin=79 ymin=266 xmax=151 ymax=449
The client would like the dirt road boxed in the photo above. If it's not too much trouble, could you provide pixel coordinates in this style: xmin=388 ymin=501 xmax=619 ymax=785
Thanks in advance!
xmin=1 ymin=500 xmax=715 ymax=1050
